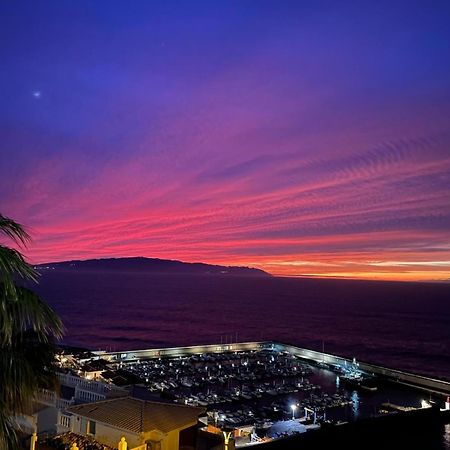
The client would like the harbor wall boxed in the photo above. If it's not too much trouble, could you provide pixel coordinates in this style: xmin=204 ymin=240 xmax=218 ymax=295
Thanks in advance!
xmin=94 ymin=340 xmax=450 ymax=395
xmin=95 ymin=341 xmax=265 ymax=361
xmin=274 ymin=342 xmax=450 ymax=395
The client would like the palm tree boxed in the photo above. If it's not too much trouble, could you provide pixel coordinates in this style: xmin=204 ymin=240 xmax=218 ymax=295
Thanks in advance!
xmin=0 ymin=214 xmax=63 ymax=450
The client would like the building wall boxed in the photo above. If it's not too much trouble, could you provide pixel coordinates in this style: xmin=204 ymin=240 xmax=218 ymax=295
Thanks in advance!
xmin=164 ymin=429 xmax=179 ymax=450
xmin=15 ymin=405 xmax=59 ymax=436
xmin=142 ymin=422 xmax=197 ymax=450
xmin=37 ymin=406 xmax=58 ymax=434
xmin=95 ymin=422 xmax=142 ymax=448
xmin=72 ymin=416 xmax=142 ymax=449
xmin=71 ymin=414 xmax=197 ymax=450
xmin=143 ymin=429 xmax=166 ymax=450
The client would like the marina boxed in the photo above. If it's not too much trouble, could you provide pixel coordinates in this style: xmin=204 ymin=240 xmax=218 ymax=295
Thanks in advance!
xmin=60 ymin=341 xmax=450 ymax=446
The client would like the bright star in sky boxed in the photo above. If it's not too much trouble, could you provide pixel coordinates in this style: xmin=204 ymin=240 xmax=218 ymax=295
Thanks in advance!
xmin=2 ymin=1 xmax=449 ymax=281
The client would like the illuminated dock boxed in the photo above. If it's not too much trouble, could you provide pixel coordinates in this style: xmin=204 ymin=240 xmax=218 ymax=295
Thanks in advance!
xmin=76 ymin=341 xmax=450 ymax=447
xmin=93 ymin=340 xmax=450 ymax=396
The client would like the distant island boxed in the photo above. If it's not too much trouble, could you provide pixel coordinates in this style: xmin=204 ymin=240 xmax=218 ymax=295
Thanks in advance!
xmin=35 ymin=257 xmax=271 ymax=277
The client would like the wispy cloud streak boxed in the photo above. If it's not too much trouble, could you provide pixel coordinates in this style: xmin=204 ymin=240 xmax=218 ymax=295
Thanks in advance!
xmin=1 ymin=1 xmax=450 ymax=281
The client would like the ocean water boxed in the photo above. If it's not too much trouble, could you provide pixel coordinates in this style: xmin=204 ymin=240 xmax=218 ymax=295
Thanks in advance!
xmin=34 ymin=270 xmax=450 ymax=449
xmin=35 ymin=270 xmax=450 ymax=380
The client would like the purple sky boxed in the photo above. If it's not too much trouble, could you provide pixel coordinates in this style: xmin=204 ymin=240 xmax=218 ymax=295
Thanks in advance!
xmin=1 ymin=1 xmax=450 ymax=280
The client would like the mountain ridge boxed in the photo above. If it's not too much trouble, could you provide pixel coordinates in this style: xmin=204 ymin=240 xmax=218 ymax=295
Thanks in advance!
xmin=35 ymin=256 xmax=271 ymax=277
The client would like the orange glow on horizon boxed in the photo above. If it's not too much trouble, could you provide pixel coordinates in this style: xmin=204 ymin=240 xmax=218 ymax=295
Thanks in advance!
xmin=3 ymin=1 xmax=450 ymax=286
xmin=21 ymin=225 xmax=450 ymax=283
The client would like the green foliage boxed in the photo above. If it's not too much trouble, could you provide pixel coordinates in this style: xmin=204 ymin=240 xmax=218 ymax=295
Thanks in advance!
xmin=0 ymin=214 xmax=64 ymax=450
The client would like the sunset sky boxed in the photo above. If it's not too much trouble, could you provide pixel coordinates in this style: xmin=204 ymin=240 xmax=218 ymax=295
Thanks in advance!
xmin=1 ymin=1 xmax=450 ymax=281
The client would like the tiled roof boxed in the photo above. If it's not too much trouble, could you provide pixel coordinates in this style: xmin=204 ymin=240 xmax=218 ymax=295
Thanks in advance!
xmin=68 ymin=397 xmax=205 ymax=434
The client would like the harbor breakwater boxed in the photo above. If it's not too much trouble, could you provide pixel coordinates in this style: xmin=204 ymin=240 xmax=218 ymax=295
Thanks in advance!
xmin=95 ymin=340 xmax=450 ymax=396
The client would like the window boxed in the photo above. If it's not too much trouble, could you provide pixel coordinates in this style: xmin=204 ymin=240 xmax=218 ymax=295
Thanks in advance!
xmin=87 ymin=420 xmax=96 ymax=435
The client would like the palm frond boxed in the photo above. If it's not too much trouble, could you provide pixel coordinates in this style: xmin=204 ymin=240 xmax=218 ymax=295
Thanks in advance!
xmin=0 ymin=330 xmax=59 ymax=409
xmin=0 ymin=214 xmax=64 ymax=450
xmin=0 ymin=245 xmax=38 ymax=301
xmin=0 ymin=413 xmax=19 ymax=450
xmin=0 ymin=215 xmax=31 ymax=247
xmin=0 ymin=245 xmax=37 ymax=281
xmin=0 ymin=285 xmax=64 ymax=345
xmin=0 ymin=331 xmax=60 ymax=450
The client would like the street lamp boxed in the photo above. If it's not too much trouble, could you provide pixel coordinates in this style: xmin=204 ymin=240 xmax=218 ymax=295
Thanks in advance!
xmin=291 ymin=404 xmax=297 ymax=420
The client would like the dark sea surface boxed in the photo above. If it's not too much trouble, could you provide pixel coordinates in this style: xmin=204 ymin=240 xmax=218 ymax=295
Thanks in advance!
xmin=36 ymin=270 xmax=450 ymax=380
xmin=35 ymin=270 xmax=450 ymax=449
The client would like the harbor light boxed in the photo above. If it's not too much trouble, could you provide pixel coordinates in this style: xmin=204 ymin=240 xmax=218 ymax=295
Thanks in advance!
xmin=291 ymin=404 xmax=297 ymax=419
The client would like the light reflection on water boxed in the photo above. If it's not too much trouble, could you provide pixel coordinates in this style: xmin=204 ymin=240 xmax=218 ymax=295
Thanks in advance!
xmin=351 ymin=390 xmax=360 ymax=418
xmin=444 ymin=424 xmax=450 ymax=450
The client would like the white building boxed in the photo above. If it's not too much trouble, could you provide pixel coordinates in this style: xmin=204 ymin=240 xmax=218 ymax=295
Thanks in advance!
xmin=13 ymin=371 xmax=128 ymax=439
